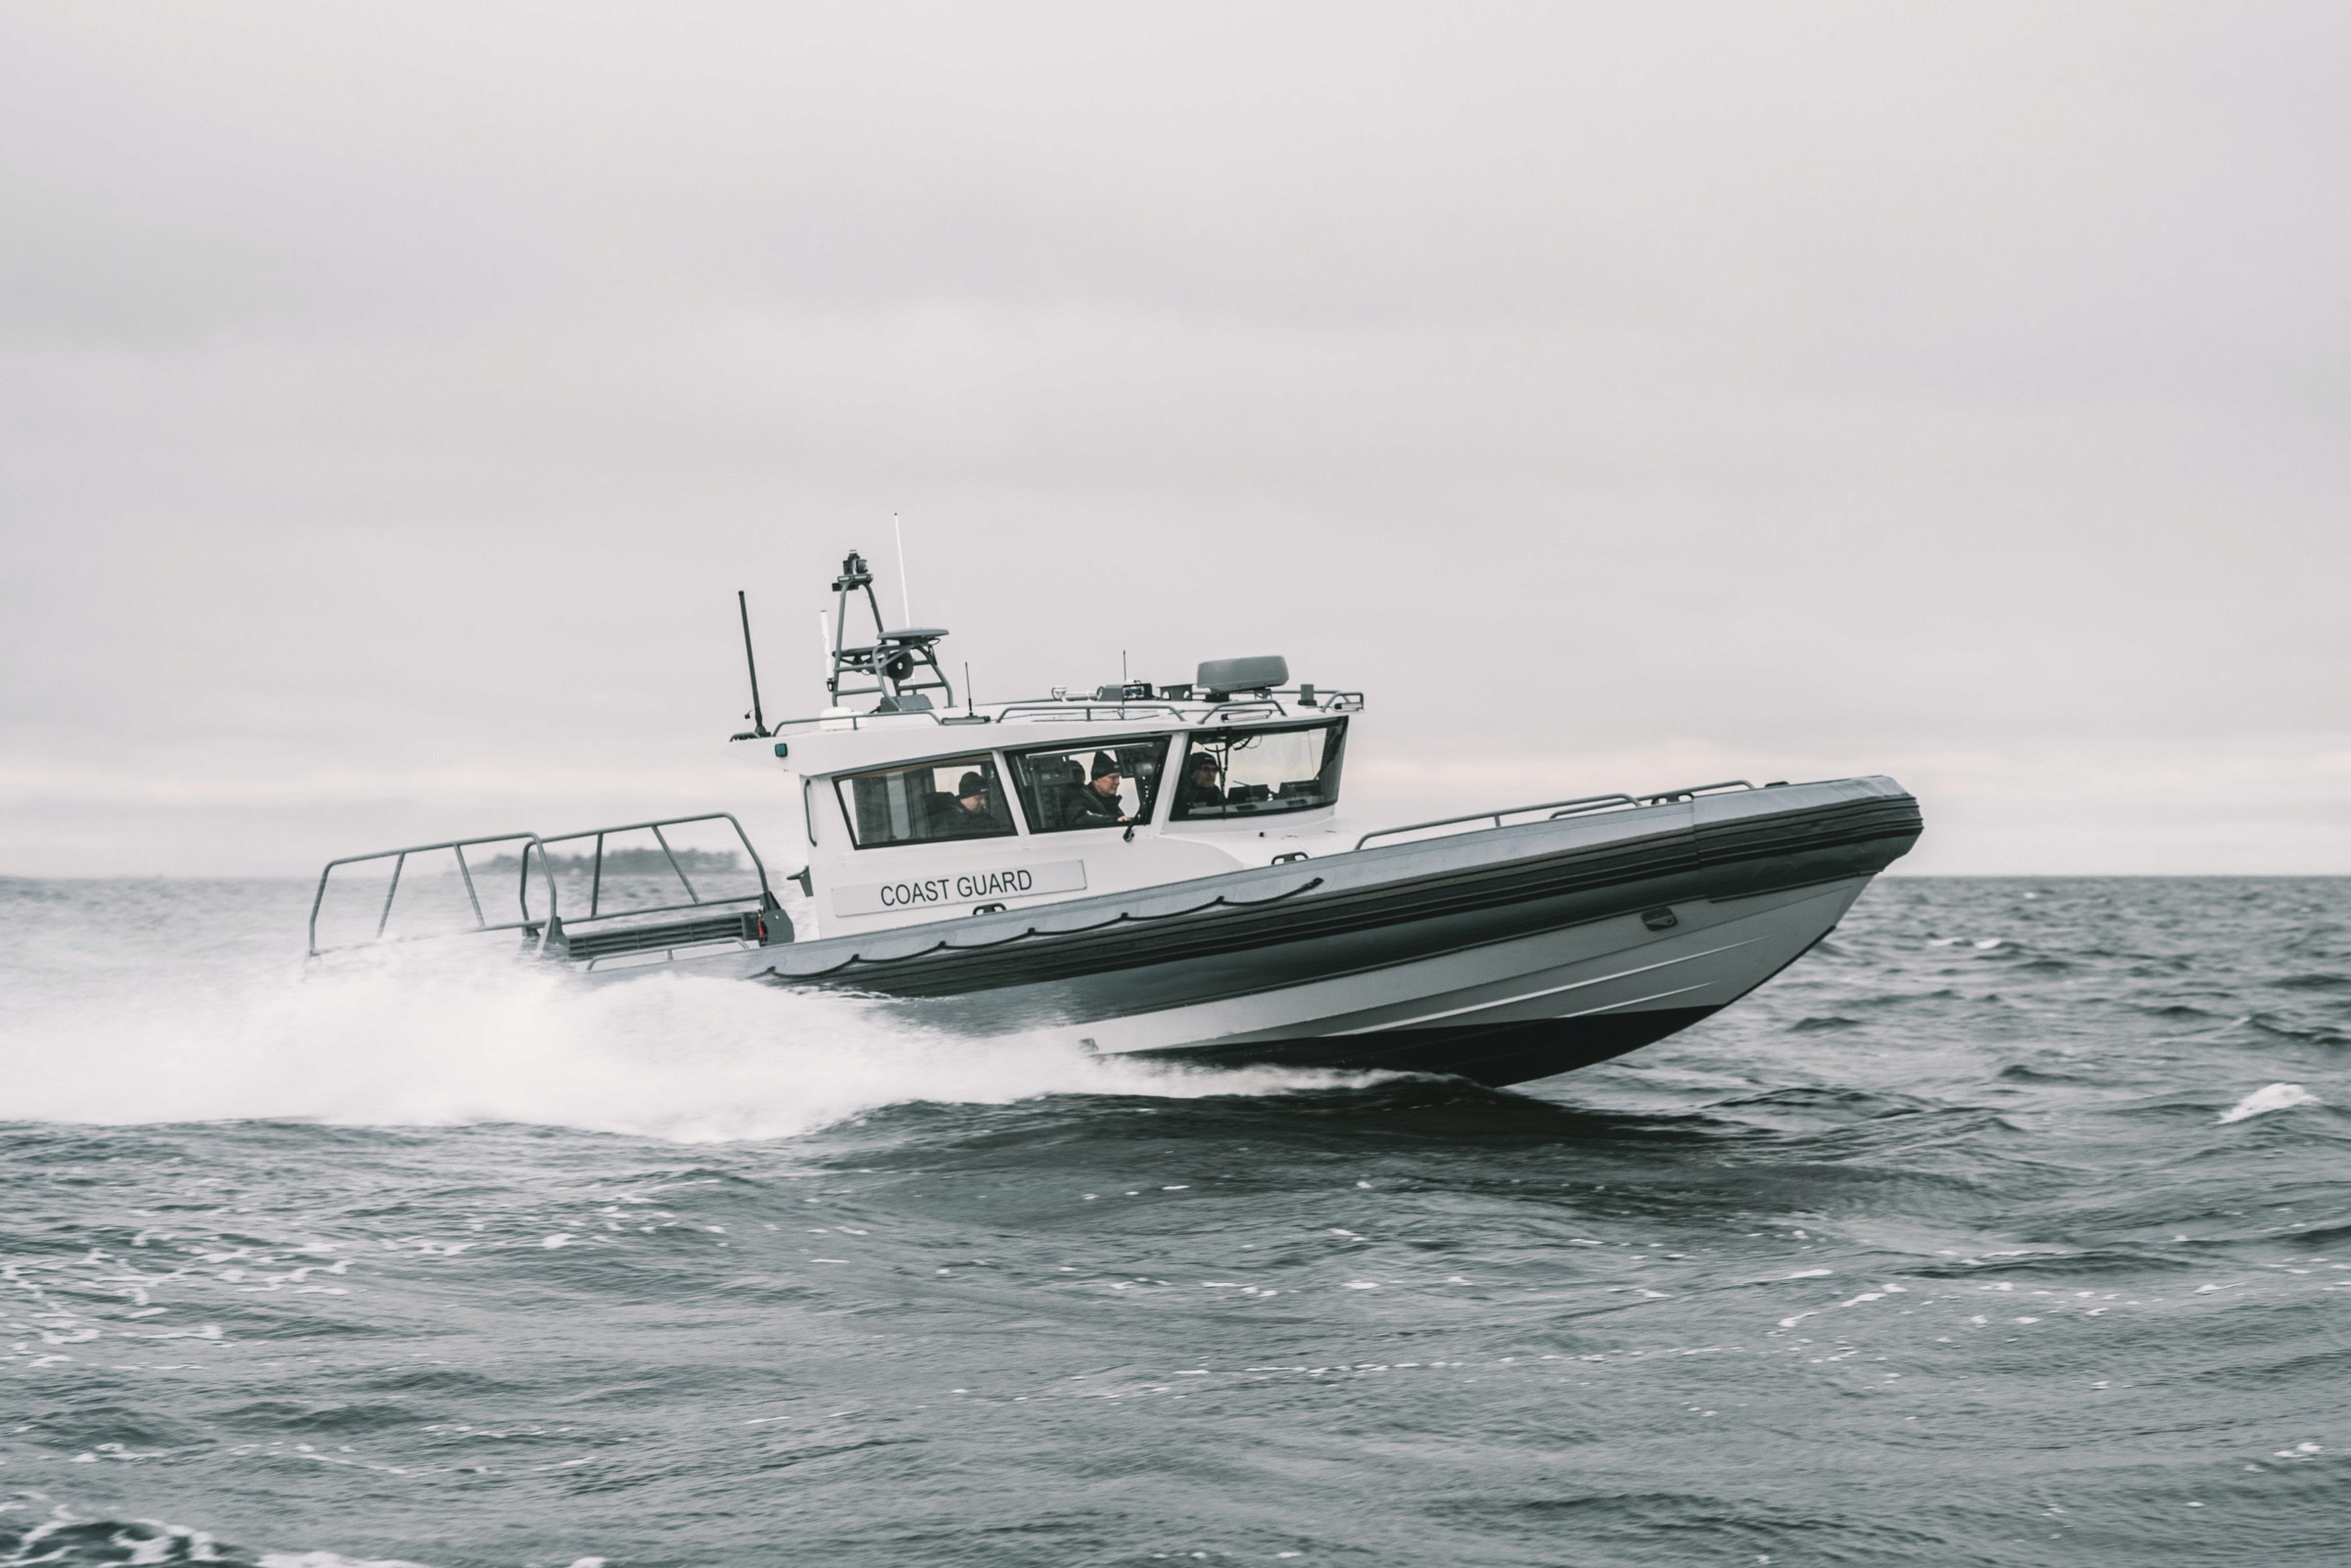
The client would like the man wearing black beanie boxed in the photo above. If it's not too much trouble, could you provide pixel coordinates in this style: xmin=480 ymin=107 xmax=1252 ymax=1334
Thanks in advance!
xmin=1061 ymin=752 xmax=1133 ymax=828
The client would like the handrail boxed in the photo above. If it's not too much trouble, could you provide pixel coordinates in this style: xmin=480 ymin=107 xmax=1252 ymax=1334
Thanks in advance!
xmin=311 ymin=813 xmax=787 ymax=959
xmin=1351 ymin=780 xmax=1757 ymax=853
xmin=1635 ymin=780 xmax=1755 ymax=804
xmin=309 ymin=832 xmax=557 ymax=957
xmin=523 ymin=811 xmax=777 ymax=928
xmin=1353 ymin=795 xmax=1634 ymax=852
xmin=993 ymin=701 xmax=1195 ymax=724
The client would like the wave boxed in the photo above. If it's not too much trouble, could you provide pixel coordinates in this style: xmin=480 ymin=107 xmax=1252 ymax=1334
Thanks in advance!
xmin=0 ymin=1514 xmax=452 ymax=1567
xmin=2270 ymin=973 xmax=2351 ymax=992
xmin=2218 ymin=1082 xmax=2321 ymax=1124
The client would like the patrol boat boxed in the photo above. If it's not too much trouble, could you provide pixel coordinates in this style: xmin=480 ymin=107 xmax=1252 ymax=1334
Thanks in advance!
xmin=309 ymin=550 xmax=1922 ymax=1086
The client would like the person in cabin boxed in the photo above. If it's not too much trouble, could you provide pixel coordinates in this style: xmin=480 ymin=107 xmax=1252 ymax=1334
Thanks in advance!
xmin=1176 ymin=750 xmax=1225 ymax=812
xmin=1060 ymin=752 xmax=1134 ymax=828
xmin=934 ymin=771 xmax=1000 ymax=835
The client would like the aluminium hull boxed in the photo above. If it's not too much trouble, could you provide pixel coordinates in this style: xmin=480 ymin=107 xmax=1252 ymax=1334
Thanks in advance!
xmin=638 ymin=776 xmax=1922 ymax=1087
xmin=1116 ymin=876 xmax=1867 ymax=1084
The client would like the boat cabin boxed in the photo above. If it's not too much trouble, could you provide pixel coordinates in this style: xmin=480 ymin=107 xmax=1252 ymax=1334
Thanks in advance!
xmin=744 ymin=553 xmax=1363 ymax=935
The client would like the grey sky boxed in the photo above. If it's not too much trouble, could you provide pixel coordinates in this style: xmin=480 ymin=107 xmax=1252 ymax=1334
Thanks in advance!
xmin=3 ymin=3 xmax=2345 ymax=876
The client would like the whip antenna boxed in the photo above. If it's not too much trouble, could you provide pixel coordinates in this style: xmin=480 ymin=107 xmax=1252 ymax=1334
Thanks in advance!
xmin=734 ymin=590 xmax=769 ymax=739
xmin=893 ymin=511 xmax=913 ymax=627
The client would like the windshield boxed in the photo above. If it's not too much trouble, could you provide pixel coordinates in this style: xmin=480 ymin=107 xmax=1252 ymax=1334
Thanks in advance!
xmin=1170 ymin=720 xmax=1347 ymax=820
xmin=1007 ymin=736 xmax=1171 ymax=832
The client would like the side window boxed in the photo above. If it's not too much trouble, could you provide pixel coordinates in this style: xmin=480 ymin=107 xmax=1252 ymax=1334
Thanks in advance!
xmin=1008 ymin=737 xmax=1171 ymax=832
xmin=1171 ymin=720 xmax=1347 ymax=820
xmin=834 ymin=756 xmax=1015 ymax=849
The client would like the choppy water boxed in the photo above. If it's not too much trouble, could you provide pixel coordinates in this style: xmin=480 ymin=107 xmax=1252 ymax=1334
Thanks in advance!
xmin=1 ymin=876 xmax=2344 ymax=1566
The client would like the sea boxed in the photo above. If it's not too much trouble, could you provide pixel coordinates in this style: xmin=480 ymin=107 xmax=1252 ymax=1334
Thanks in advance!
xmin=0 ymin=875 xmax=2343 ymax=1567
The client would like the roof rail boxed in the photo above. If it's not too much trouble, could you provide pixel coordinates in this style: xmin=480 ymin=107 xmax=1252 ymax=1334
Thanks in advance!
xmin=992 ymin=700 xmax=1193 ymax=724
xmin=755 ymin=688 xmax=1366 ymax=735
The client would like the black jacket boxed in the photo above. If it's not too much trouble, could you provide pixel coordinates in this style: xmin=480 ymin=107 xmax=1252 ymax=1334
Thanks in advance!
xmin=1059 ymin=781 xmax=1128 ymax=828
xmin=1175 ymin=781 xmax=1225 ymax=814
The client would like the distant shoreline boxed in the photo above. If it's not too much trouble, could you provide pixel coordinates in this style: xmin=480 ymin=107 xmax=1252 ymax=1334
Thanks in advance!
xmin=474 ymin=849 xmax=746 ymax=876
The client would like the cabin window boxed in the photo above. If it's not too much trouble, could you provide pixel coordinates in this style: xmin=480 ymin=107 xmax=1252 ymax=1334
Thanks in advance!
xmin=1006 ymin=736 xmax=1171 ymax=832
xmin=1171 ymin=719 xmax=1348 ymax=820
xmin=833 ymin=755 xmax=1016 ymax=849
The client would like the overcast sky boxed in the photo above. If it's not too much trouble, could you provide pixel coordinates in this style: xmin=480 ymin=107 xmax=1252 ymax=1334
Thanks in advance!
xmin=3 ymin=2 xmax=2345 ymax=876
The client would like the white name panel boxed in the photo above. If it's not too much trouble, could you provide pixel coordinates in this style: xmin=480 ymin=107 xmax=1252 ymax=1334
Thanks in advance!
xmin=831 ymin=859 xmax=1087 ymax=918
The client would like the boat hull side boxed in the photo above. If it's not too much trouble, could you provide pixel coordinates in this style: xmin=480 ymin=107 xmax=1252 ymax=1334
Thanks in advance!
xmin=768 ymin=779 xmax=1920 ymax=1038
xmin=593 ymin=778 xmax=1917 ymax=1085
xmin=1082 ymin=875 xmax=1861 ymax=1084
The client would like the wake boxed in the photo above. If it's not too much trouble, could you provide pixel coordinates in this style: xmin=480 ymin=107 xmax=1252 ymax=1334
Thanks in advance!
xmin=0 ymin=946 xmax=1354 ymax=1142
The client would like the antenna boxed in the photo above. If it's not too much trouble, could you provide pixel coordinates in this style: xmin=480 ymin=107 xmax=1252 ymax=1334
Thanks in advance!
xmin=964 ymin=660 xmax=973 ymax=716
xmin=818 ymin=611 xmax=834 ymax=697
xmin=736 ymin=591 xmax=768 ymax=738
xmin=892 ymin=512 xmax=913 ymax=627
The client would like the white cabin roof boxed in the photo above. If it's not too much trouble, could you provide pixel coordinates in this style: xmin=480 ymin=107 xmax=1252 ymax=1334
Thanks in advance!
xmin=737 ymin=691 xmax=1363 ymax=778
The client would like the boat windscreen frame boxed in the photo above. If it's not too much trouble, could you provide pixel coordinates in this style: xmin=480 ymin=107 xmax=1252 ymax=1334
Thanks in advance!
xmin=832 ymin=752 xmax=1020 ymax=850
xmin=1169 ymin=717 xmax=1349 ymax=822
xmin=1002 ymin=735 xmax=1174 ymax=833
